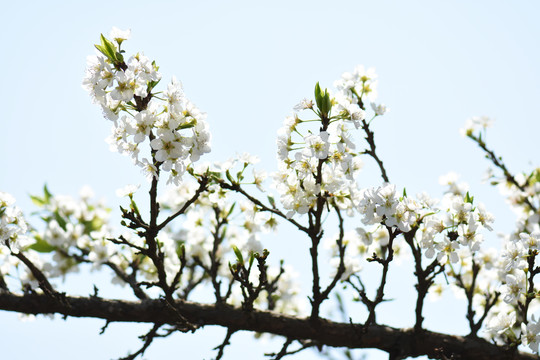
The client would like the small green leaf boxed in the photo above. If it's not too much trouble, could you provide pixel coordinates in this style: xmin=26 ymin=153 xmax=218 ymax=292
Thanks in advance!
xmin=29 ymin=235 xmax=55 ymax=253
xmin=88 ymin=217 xmax=105 ymax=233
xmin=323 ymin=89 xmax=332 ymax=116
xmin=95 ymin=34 xmax=118 ymax=62
xmin=30 ymin=195 xmax=45 ymax=207
xmin=177 ymin=243 xmax=185 ymax=258
xmin=54 ymin=211 xmax=68 ymax=231
xmin=100 ymin=34 xmax=117 ymax=60
xmin=232 ymin=245 xmax=244 ymax=265
xmin=130 ymin=198 xmax=140 ymax=215
xmin=314 ymin=82 xmax=323 ymax=113
xmin=314 ymin=82 xmax=331 ymax=118
xmin=227 ymin=203 xmax=236 ymax=217
xmin=94 ymin=44 xmax=106 ymax=56
xmin=267 ymin=195 xmax=275 ymax=208
xmin=464 ymin=191 xmax=474 ymax=204
xmin=43 ymin=184 xmax=53 ymax=202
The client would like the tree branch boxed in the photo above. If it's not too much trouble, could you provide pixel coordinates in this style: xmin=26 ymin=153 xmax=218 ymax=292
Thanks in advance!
xmin=0 ymin=292 xmax=534 ymax=360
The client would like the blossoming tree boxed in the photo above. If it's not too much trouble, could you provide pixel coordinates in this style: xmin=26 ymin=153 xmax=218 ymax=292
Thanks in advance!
xmin=1 ymin=28 xmax=539 ymax=359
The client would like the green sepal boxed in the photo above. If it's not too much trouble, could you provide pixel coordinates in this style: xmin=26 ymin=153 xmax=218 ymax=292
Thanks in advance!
xmin=177 ymin=121 xmax=195 ymax=130
xmin=236 ymin=170 xmax=244 ymax=182
xmin=226 ymin=170 xmax=235 ymax=184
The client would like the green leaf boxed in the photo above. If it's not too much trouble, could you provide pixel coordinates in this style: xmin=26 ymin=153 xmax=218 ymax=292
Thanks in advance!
xmin=43 ymin=184 xmax=53 ymax=202
xmin=130 ymin=198 xmax=140 ymax=215
xmin=314 ymin=82 xmax=332 ymax=117
xmin=28 ymin=235 xmax=55 ymax=253
xmin=54 ymin=211 xmax=68 ymax=231
xmin=267 ymin=195 xmax=275 ymax=208
xmin=87 ymin=216 xmax=105 ymax=233
xmin=95 ymin=34 xmax=117 ymax=62
xmin=177 ymin=243 xmax=185 ymax=258
xmin=94 ymin=44 xmax=106 ymax=56
xmin=101 ymin=34 xmax=117 ymax=59
xmin=314 ymin=82 xmax=324 ymax=113
xmin=227 ymin=203 xmax=236 ymax=217
xmin=30 ymin=195 xmax=45 ymax=207
xmin=532 ymin=169 xmax=540 ymax=184
xmin=323 ymin=89 xmax=332 ymax=116
xmin=232 ymin=245 xmax=244 ymax=265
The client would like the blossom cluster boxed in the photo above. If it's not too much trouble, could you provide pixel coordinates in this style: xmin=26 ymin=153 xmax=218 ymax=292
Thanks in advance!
xmin=486 ymin=209 xmax=540 ymax=349
xmin=356 ymin=174 xmax=495 ymax=265
xmin=83 ymin=28 xmax=211 ymax=185
xmin=462 ymin=120 xmax=540 ymax=352
xmin=31 ymin=187 xmax=117 ymax=279
xmin=357 ymin=183 xmax=421 ymax=233
xmin=275 ymin=66 xmax=387 ymax=218
xmin=420 ymin=179 xmax=494 ymax=264
xmin=460 ymin=115 xmax=493 ymax=137
xmin=0 ymin=192 xmax=28 ymax=250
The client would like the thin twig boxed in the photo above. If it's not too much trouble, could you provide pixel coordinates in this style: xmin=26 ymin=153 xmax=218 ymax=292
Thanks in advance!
xmin=219 ymin=181 xmax=309 ymax=234
xmin=213 ymin=328 xmax=236 ymax=360
xmin=118 ymin=323 xmax=162 ymax=360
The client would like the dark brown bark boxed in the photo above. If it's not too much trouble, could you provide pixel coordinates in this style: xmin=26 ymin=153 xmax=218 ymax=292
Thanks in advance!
xmin=0 ymin=292 xmax=533 ymax=360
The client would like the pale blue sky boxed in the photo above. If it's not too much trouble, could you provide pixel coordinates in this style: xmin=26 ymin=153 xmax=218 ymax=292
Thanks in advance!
xmin=1 ymin=1 xmax=540 ymax=359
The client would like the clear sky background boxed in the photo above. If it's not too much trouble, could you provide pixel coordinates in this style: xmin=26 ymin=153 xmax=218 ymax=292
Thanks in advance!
xmin=1 ymin=1 xmax=540 ymax=359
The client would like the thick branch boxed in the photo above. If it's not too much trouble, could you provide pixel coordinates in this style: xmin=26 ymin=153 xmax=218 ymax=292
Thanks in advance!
xmin=0 ymin=292 xmax=533 ymax=360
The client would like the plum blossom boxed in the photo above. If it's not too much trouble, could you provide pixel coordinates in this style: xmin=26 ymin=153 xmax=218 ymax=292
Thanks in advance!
xmin=109 ymin=27 xmax=131 ymax=43
xmin=83 ymin=29 xmax=211 ymax=185
xmin=522 ymin=318 xmax=540 ymax=353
